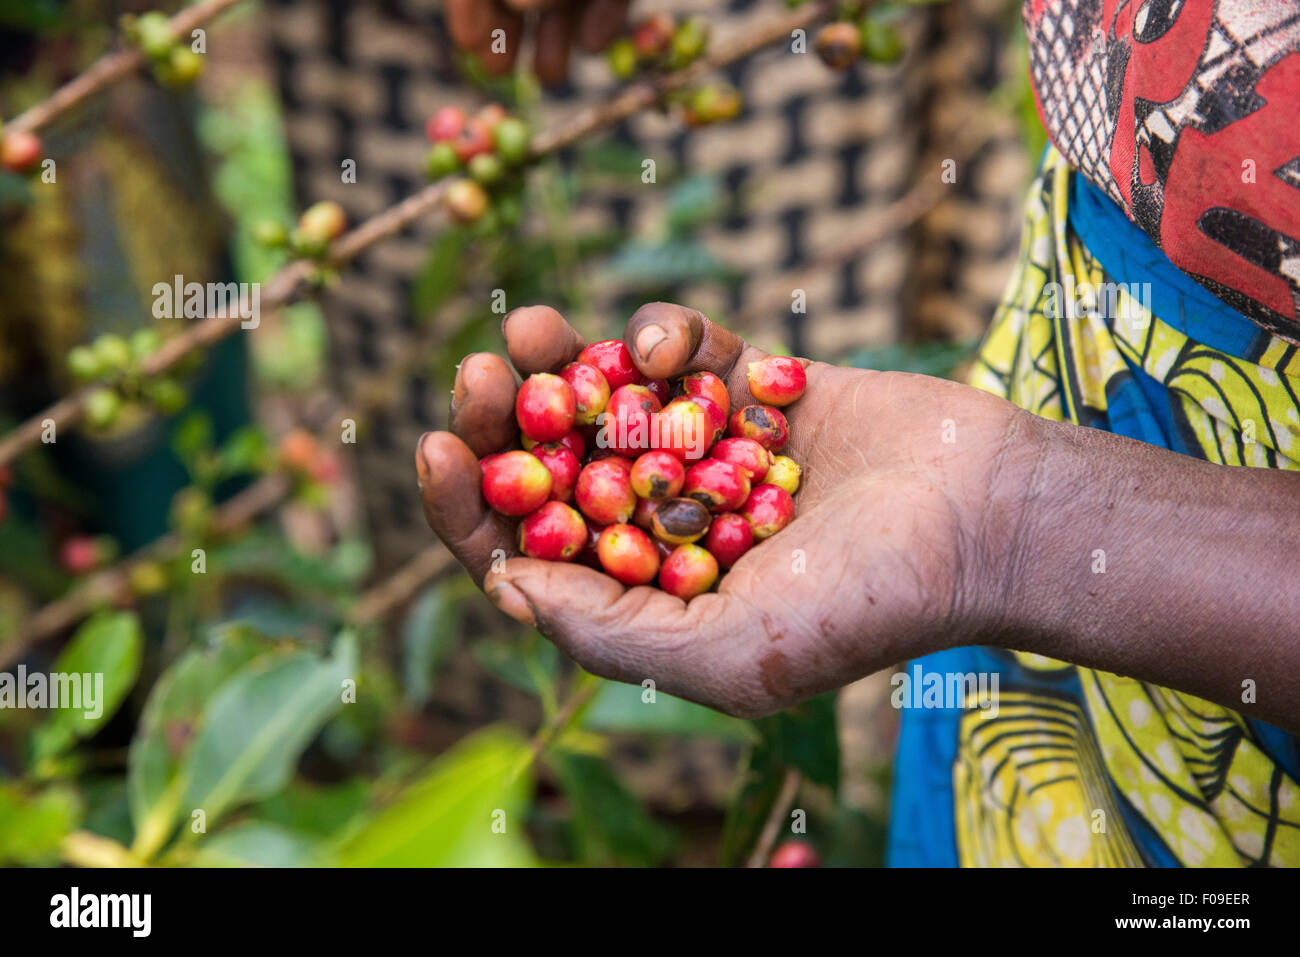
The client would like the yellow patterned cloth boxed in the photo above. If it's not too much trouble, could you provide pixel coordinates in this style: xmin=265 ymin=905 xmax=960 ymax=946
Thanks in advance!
xmin=889 ymin=148 xmax=1300 ymax=867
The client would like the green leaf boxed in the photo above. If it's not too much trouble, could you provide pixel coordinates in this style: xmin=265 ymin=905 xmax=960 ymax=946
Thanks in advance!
xmin=471 ymin=634 xmax=559 ymax=698
xmin=253 ymin=778 xmax=370 ymax=838
xmin=29 ymin=611 xmax=143 ymax=762
xmin=190 ymin=821 xmax=327 ymax=867
xmin=548 ymin=751 xmax=675 ymax=866
xmin=401 ymin=582 xmax=462 ymax=707
xmin=604 ymin=240 xmax=737 ymax=287
xmin=336 ymin=726 xmax=535 ymax=867
xmin=127 ymin=625 xmax=269 ymax=839
xmin=665 ymin=175 xmax=725 ymax=236
xmin=206 ymin=529 xmax=355 ymax=597
xmin=0 ymin=784 xmax=80 ymax=865
xmin=179 ymin=634 xmax=357 ymax=830
xmin=411 ymin=229 xmax=471 ymax=319
xmin=720 ymin=693 xmax=840 ymax=866
xmin=583 ymin=681 xmax=757 ymax=741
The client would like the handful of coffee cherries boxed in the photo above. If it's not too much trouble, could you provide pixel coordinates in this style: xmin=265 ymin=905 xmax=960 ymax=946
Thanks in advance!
xmin=478 ymin=338 xmax=805 ymax=600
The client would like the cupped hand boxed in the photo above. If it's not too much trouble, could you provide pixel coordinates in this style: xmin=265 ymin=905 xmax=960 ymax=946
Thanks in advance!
xmin=446 ymin=0 xmax=630 ymax=86
xmin=416 ymin=303 xmax=1041 ymax=717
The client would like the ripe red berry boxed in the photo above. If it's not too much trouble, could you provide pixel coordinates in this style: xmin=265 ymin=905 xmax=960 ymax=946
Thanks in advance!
xmin=519 ymin=501 xmax=587 ymax=561
xmin=650 ymin=497 xmax=711 ymax=545
xmin=559 ymin=361 xmax=611 ymax=426
xmin=658 ymin=396 xmax=717 ymax=462
xmin=658 ymin=544 xmax=719 ymax=600
xmin=683 ymin=458 xmax=751 ymax=513
xmin=516 ymin=373 xmax=576 ymax=443
xmin=739 ymin=484 xmax=795 ymax=539
xmin=711 ymin=436 xmax=772 ymax=484
xmin=426 ymin=105 xmax=467 ymax=144
xmin=481 ymin=450 xmax=553 ymax=516
xmin=451 ymin=117 xmax=493 ymax=163
xmin=600 ymin=383 xmax=662 ymax=456
xmin=577 ymin=339 xmax=641 ymax=390
xmin=530 ymin=442 xmax=580 ymax=502
xmin=60 ymin=535 xmax=103 ymax=575
xmin=728 ymin=404 xmax=789 ymax=452
xmin=575 ymin=458 xmax=637 ymax=526
xmin=769 ymin=840 xmax=821 ymax=868
xmin=596 ymin=524 xmax=660 ymax=586
xmin=632 ymin=13 xmax=675 ymax=60
xmin=643 ymin=377 xmax=672 ymax=406
xmin=680 ymin=370 xmax=730 ymax=420
xmin=0 ymin=130 xmax=42 ymax=174
xmin=632 ymin=496 xmax=660 ymax=532
xmin=747 ymin=356 xmax=806 ymax=406
xmin=701 ymin=512 xmax=753 ymax=569
xmin=629 ymin=451 xmax=685 ymax=500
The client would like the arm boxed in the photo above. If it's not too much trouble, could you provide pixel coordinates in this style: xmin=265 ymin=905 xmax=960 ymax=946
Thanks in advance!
xmin=995 ymin=417 xmax=1300 ymax=732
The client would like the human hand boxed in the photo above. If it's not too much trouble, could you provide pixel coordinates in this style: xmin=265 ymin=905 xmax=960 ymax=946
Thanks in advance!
xmin=416 ymin=303 xmax=1043 ymax=717
xmin=445 ymin=0 xmax=630 ymax=86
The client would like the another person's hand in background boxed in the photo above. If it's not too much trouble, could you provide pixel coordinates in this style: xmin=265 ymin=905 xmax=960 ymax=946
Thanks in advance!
xmin=446 ymin=0 xmax=630 ymax=85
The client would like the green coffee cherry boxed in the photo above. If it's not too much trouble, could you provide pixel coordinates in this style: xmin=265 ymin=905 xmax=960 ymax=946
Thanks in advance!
xmin=468 ymin=152 xmax=506 ymax=186
xmin=252 ymin=219 xmax=289 ymax=248
xmin=290 ymin=227 xmax=329 ymax=260
xmin=425 ymin=142 xmax=460 ymax=180
xmin=134 ymin=11 xmax=175 ymax=61
xmin=492 ymin=118 xmax=531 ymax=166
xmin=130 ymin=328 xmax=162 ymax=361
xmin=156 ymin=46 xmax=204 ymax=88
xmin=144 ymin=377 xmax=187 ymax=414
xmin=67 ymin=346 xmax=102 ymax=382
xmin=667 ymin=17 xmax=709 ymax=70
xmin=607 ymin=37 xmax=638 ymax=79
xmin=92 ymin=334 xmax=132 ymax=372
xmin=85 ymin=388 xmax=122 ymax=429
xmin=128 ymin=560 xmax=169 ymax=596
xmin=860 ymin=20 xmax=904 ymax=64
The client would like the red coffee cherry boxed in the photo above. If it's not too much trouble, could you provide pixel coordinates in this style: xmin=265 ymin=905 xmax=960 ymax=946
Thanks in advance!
xmin=559 ymin=361 xmax=611 ymax=426
xmin=701 ymin=512 xmax=753 ymax=569
xmin=481 ymin=450 xmax=553 ymax=516
xmin=575 ymin=458 xmax=637 ymax=526
xmin=658 ymin=544 xmax=718 ymax=600
xmin=530 ymin=442 xmax=581 ymax=503
xmin=629 ymin=451 xmax=685 ymax=500
xmin=746 ymin=356 xmax=806 ymax=406
xmin=519 ymin=501 xmax=587 ymax=561
xmin=596 ymin=524 xmax=660 ymax=585
xmin=711 ymin=437 xmax=772 ymax=484
xmin=516 ymin=373 xmax=577 ymax=443
xmin=683 ymin=458 xmax=751 ymax=513
xmin=577 ymin=339 xmax=641 ymax=390
xmin=728 ymin=404 xmax=789 ymax=452
xmin=739 ymin=484 xmax=795 ymax=539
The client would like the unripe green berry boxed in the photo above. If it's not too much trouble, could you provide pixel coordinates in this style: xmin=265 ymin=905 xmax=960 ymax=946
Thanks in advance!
xmin=156 ymin=45 xmax=204 ymax=88
xmin=67 ymin=346 xmax=102 ymax=381
xmin=297 ymin=200 xmax=347 ymax=244
xmin=289 ymin=227 xmax=329 ymax=259
xmin=85 ymin=388 xmax=121 ymax=429
xmin=607 ymin=37 xmax=638 ymax=79
xmin=425 ymin=142 xmax=460 ymax=180
xmin=860 ymin=20 xmax=903 ymax=64
xmin=92 ymin=334 xmax=131 ymax=372
xmin=130 ymin=328 xmax=162 ymax=361
xmin=134 ymin=11 xmax=174 ymax=61
xmin=467 ymin=152 xmax=505 ymax=186
xmin=144 ymin=377 xmax=187 ymax=414
xmin=252 ymin=219 xmax=288 ymax=248
xmin=128 ymin=560 xmax=169 ymax=596
xmin=491 ymin=117 xmax=531 ymax=166
xmin=666 ymin=17 xmax=709 ymax=70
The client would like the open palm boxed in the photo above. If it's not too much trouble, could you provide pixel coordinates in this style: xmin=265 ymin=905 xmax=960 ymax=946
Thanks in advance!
xmin=417 ymin=303 xmax=1034 ymax=716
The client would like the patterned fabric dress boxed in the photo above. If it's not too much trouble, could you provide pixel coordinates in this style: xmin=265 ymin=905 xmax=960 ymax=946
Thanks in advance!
xmin=888 ymin=0 xmax=1300 ymax=867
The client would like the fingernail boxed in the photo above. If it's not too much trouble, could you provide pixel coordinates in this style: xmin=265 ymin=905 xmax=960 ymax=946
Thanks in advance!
xmin=635 ymin=324 xmax=668 ymax=363
xmin=415 ymin=432 xmax=431 ymax=486
xmin=488 ymin=580 xmax=535 ymax=626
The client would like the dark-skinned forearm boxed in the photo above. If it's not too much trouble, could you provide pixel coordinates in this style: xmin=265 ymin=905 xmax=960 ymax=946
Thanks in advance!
xmin=993 ymin=414 xmax=1300 ymax=734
